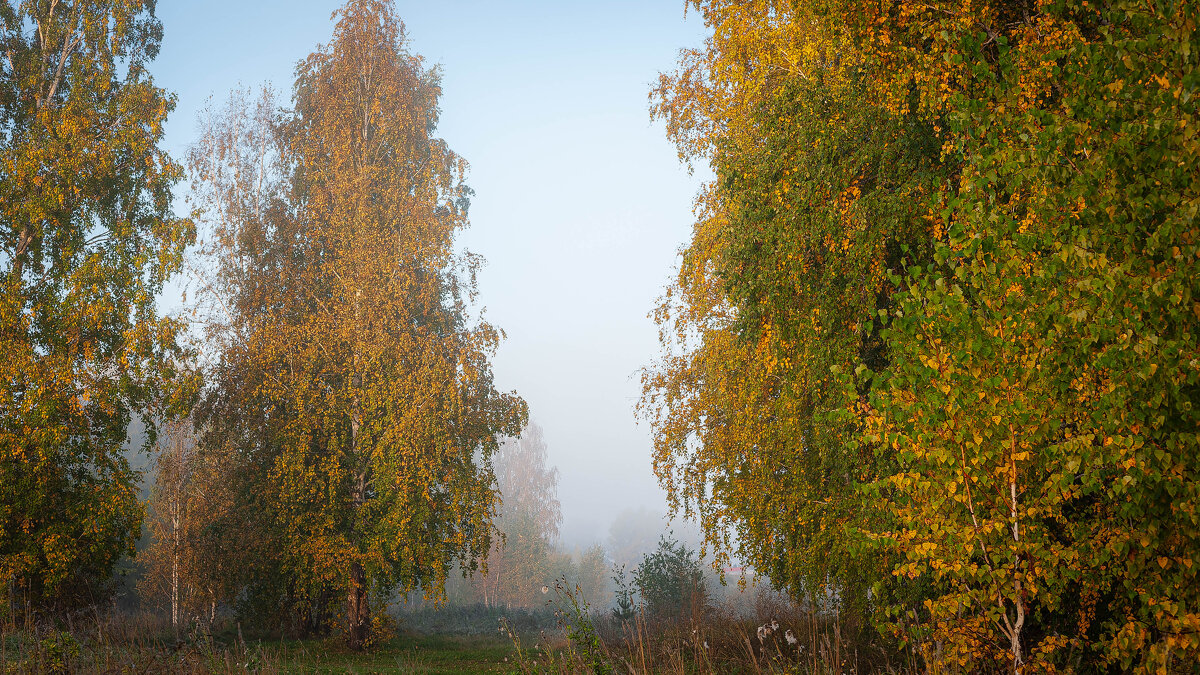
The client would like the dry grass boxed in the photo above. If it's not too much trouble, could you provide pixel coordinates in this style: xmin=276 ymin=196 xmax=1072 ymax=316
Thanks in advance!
xmin=0 ymin=610 xmax=517 ymax=674
xmin=2 ymin=589 xmax=922 ymax=673
xmin=1 ymin=611 xmax=279 ymax=674
xmin=501 ymin=585 xmax=922 ymax=675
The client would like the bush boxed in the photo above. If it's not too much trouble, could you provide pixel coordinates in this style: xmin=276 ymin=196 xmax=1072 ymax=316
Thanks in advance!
xmin=632 ymin=536 xmax=707 ymax=623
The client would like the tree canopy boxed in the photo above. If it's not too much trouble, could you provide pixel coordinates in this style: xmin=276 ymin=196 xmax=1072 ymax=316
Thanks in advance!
xmin=191 ymin=1 xmax=525 ymax=647
xmin=644 ymin=0 xmax=1199 ymax=670
xmin=0 ymin=0 xmax=195 ymax=611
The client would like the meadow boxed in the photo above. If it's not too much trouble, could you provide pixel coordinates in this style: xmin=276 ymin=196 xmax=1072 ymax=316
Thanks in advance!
xmin=0 ymin=588 xmax=914 ymax=674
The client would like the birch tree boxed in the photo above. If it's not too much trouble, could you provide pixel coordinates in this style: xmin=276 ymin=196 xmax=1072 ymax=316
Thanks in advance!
xmin=646 ymin=0 xmax=1199 ymax=670
xmin=140 ymin=420 xmax=236 ymax=634
xmin=193 ymin=1 xmax=526 ymax=648
xmin=0 ymin=0 xmax=195 ymax=611
xmin=477 ymin=423 xmax=562 ymax=608
xmin=639 ymin=0 xmax=941 ymax=623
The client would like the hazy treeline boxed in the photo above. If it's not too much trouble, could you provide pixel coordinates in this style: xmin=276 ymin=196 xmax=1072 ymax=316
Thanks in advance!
xmin=140 ymin=414 xmax=722 ymax=634
xmin=641 ymin=0 xmax=1198 ymax=672
xmin=433 ymin=424 xmax=612 ymax=612
xmin=406 ymin=428 xmax=722 ymax=617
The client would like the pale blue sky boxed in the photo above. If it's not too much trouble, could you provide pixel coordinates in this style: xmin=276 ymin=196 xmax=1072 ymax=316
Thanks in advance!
xmin=152 ymin=1 xmax=709 ymax=545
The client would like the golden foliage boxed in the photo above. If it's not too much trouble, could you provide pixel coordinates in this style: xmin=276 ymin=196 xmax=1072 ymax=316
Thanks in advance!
xmin=648 ymin=0 xmax=1200 ymax=671
xmin=0 ymin=0 xmax=195 ymax=609
xmin=191 ymin=1 xmax=525 ymax=646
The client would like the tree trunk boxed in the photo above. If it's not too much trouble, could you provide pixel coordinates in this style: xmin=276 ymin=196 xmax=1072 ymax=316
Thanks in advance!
xmin=1007 ymin=429 xmax=1025 ymax=674
xmin=171 ymin=501 xmax=180 ymax=639
xmin=346 ymin=347 xmax=370 ymax=649
xmin=347 ymin=561 xmax=369 ymax=650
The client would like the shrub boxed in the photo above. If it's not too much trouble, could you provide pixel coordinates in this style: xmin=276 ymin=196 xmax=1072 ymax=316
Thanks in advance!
xmin=632 ymin=536 xmax=707 ymax=623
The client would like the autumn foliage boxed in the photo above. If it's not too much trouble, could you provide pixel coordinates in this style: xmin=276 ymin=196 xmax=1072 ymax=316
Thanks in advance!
xmin=4 ymin=0 xmax=1197 ymax=669
xmin=0 ymin=0 xmax=195 ymax=612
xmin=644 ymin=0 xmax=1199 ymax=671
xmin=186 ymin=2 xmax=526 ymax=648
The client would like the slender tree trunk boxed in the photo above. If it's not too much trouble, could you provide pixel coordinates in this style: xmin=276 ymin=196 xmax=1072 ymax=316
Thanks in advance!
xmin=5 ymin=578 xmax=14 ymax=626
xmin=492 ymin=556 xmax=502 ymax=608
xmin=1007 ymin=428 xmax=1025 ymax=674
xmin=171 ymin=501 xmax=180 ymax=639
xmin=11 ymin=225 xmax=30 ymax=284
xmin=346 ymin=346 xmax=371 ymax=649
xmin=347 ymin=561 xmax=369 ymax=649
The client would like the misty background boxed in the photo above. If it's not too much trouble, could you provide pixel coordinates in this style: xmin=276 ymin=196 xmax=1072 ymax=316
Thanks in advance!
xmin=148 ymin=2 xmax=710 ymax=552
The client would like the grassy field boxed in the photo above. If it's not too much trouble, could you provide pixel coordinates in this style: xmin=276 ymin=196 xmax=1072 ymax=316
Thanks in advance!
xmin=1 ymin=593 xmax=898 ymax=673
xmin=1 ymin=629 xmax=520 ymax=674
xmin=272 ymin=634 xmax=516 ymax=674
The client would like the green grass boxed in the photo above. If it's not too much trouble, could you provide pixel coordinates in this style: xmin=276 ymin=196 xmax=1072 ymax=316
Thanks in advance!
xmin=0 ymin=624 xmax=523 ymax=674
xmin=2 ymin=595 xmax=892 ymax=673
xmin=272 ymin=633 xmax=517 ymax=674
